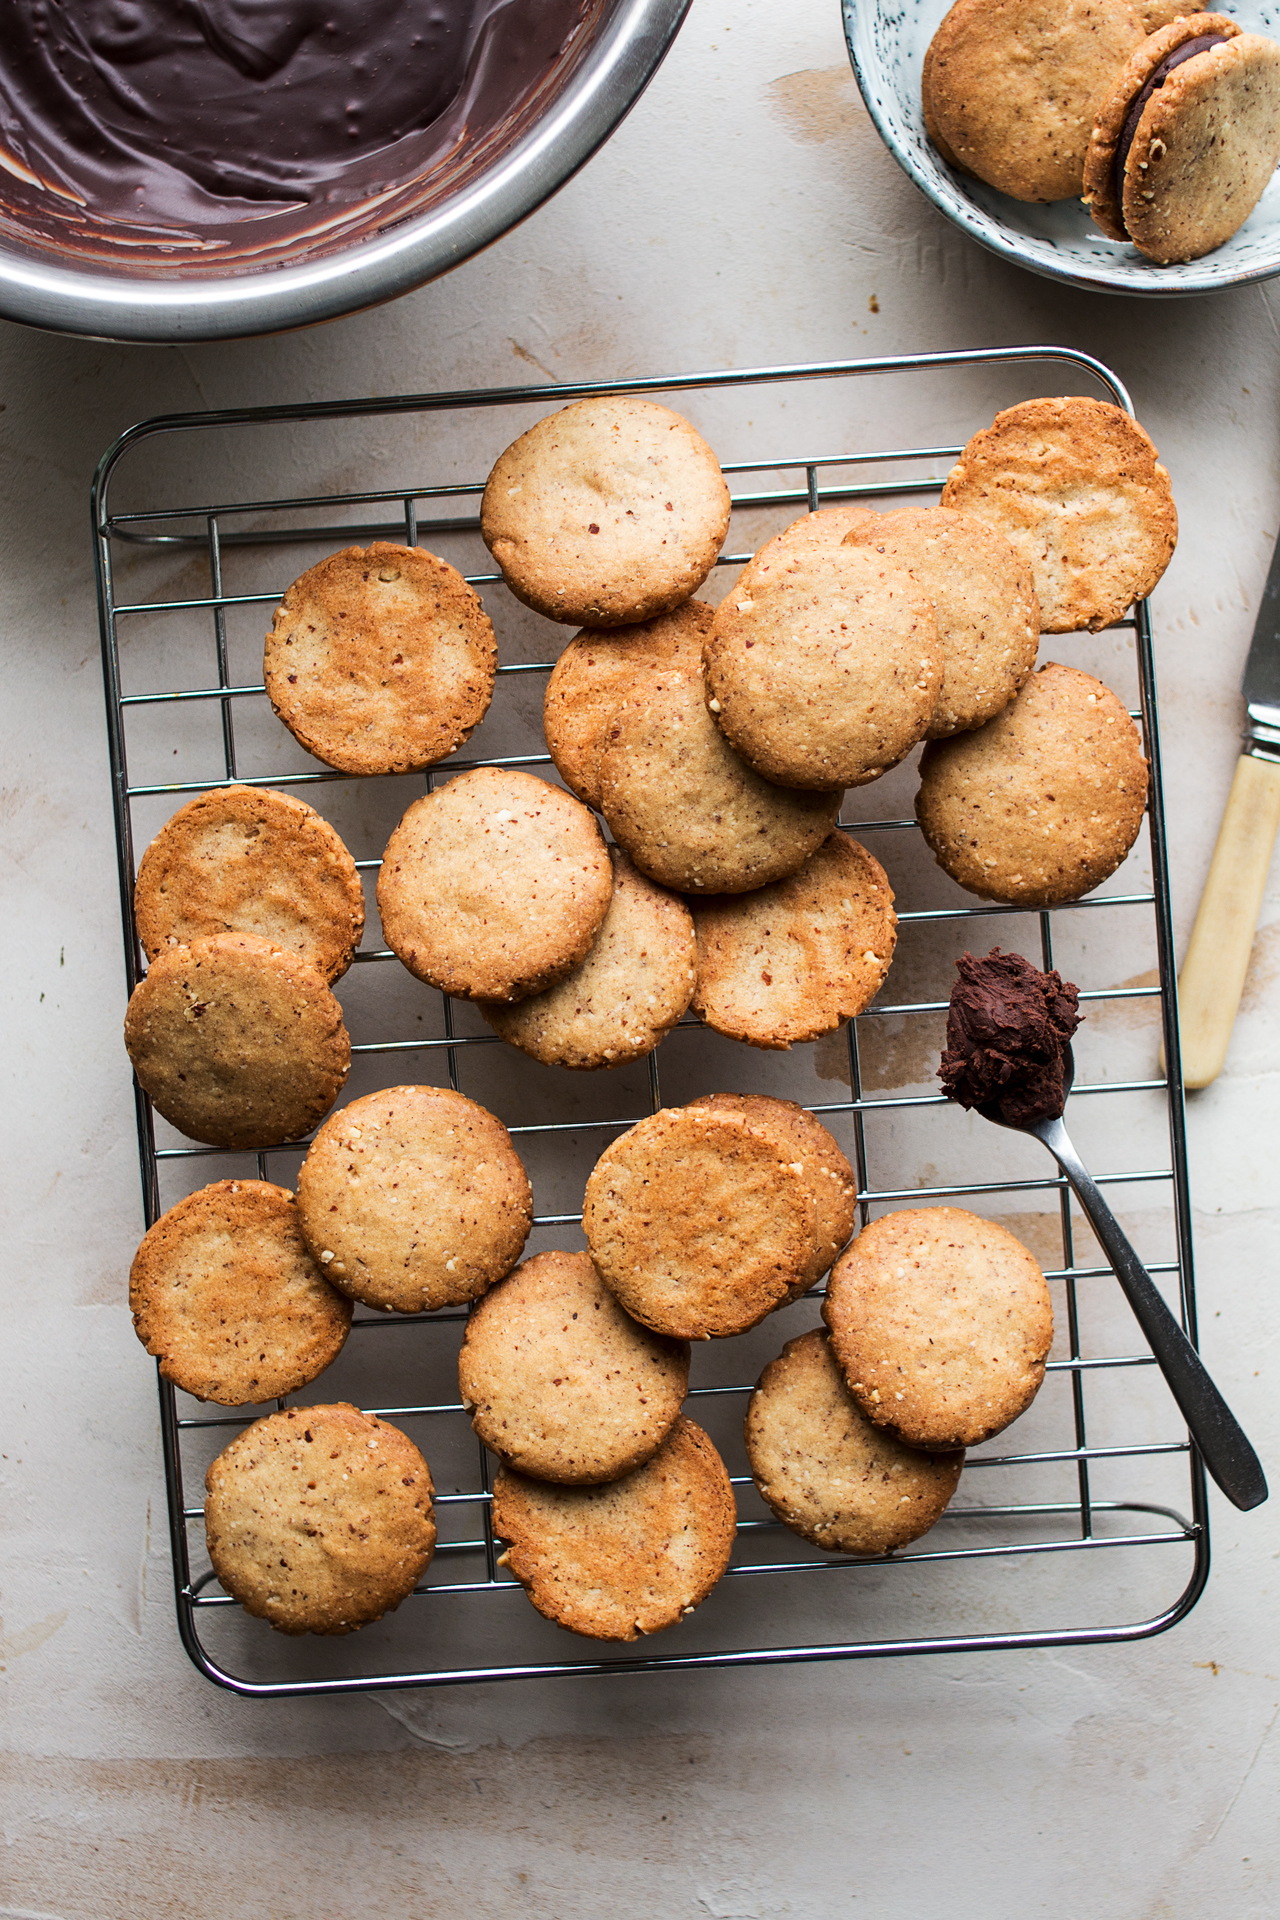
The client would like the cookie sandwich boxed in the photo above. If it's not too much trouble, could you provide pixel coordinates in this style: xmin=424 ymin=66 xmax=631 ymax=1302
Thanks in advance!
xmin=1084 ymin=15 xmax=1280 ymax=261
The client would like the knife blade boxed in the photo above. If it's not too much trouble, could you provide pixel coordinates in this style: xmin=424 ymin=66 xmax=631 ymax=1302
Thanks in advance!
xmin=1174 ymin=530 xmax=1280 ymax=1088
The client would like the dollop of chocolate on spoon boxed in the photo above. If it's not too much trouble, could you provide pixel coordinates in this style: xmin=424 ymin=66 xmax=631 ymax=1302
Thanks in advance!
xmin=939 ymin=949 xmax=1082 ymax=1127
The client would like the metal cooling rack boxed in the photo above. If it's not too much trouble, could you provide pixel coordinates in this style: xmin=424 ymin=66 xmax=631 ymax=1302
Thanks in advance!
xmin=94 ymin=347 xmax=1208 ymax=1698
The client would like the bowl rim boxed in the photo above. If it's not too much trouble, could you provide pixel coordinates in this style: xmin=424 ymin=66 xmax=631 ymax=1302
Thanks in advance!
xmin=843 ymin=0 xmax=1280 ymax=299
xmin=0 ymin=0 xmax=691 ymax=343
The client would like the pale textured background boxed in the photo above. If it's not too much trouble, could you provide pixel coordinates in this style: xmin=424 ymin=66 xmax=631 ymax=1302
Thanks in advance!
xmin=2 ymin=2 xmax=1278 ymax=1915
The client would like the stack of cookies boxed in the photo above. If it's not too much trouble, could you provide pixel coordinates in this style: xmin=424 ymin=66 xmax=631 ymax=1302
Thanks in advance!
xmin=923 ymin=0 xmax=1280 ymax=262
xmin=472 ymin=396 xmax=901 ymax=1056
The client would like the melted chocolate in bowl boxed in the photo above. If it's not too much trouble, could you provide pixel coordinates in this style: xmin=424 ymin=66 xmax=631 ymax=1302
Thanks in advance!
xmin=0 ymin=0 xmax=600 ymax=275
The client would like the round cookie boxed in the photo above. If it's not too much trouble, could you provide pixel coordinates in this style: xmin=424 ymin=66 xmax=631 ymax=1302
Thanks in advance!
xmin=543 ymin=600 xmax=712 ymax=811
xmin=295 ymin=1084 xmax=532 ymax=1314
xmin=940 ymin=398 xmax=1178 ymax=633
xmin=479 ymin=848 xmax=696 ymax=1070
xmin=130 ymin=1180 xmax=352 ymax=1406
xmin=123 ymin=932 xmax=350 ymax=1150
xmin=703 ymin=545 xmax=942 ymax=790
xmin=1083 ymin=17 xmax=1280 ymax=263
xmin=842 ymin=507 xmax=1040 ymax=737
xmin=492 ymin=1415 xmax=736 ymax=1640
xmin=458 ymin=1249 xmax=690 ymax=1483
xmin=823 ymin=1208 xmax=1054 ymax=1450
xmin=264 ymin=542 xmax=497 ymax=776
xmin=377 ymin=768 xmax=613 ymax=1002
xmin=923 ymin=0 xmax=1146 ymax=201
xmin=738 ymin=504 xmax=883 ymax=583
xmin=480 ymin=397 xmax=731 ymax=627
xmin=690 ymin=832 xmax=897 ymax=1050
xmin=582 ymin=1104 xmax=817 ymax=1339
xmin=746 ymin=1329 xmax=964 ymax=1553
xmin=690 ymin=1093 xmax=858 ymax=1291
xmin=133 ymin=786 xmax=364 ymax=984
xmin=916 ymin=662 xmax=1149 ymax=908
xmin=205 ymin=1403 xmax=435 ymax=1635
xmin=598 ymin=669 xmax=843 ymax=894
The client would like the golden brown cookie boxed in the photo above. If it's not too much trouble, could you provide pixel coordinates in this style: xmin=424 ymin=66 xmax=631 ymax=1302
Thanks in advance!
xmin=704 ymin=545 xmax=941 ymax=790
xmin=264 ymin=543 xmax=497 ymax=776
xmin=123 ymin=932 xmax=350 ymax=1149
xmin=542 ymin=600 xmax=712 ymax=811
xmin=582 ymin=1104 xmax=816 ymax=1339
xmin=598 ymin=668 xmax=843 ymax=894
xmin=480 ymin=397 xmax=731 ymax=627
xmin=377 ymin=768 xmax=613 ymax=1002
xmin=738 ymin=504 xmax=883 ymax=582
xmin=916 ymin=662 xmax=1149 ymax=907
xmin=458 ymin=1250 xmax=690 ymax=1483
xmin=823 ymin=1208 xmax=1054 ymax=1450
xmin=295 ymin=1085 xmax=532 ymax=1314
xmin=923 ymin=0 xmax=1145 ymax=201
xmin=1083 ymin=18 xmax=1280 ymax=262
xmin=130 ymin=1180 xmax=352 ymax=1406
xmin=492 ymin=1415 xmax=736 ymax=1640
xmin=479 ymin=848 xmax=696 ymax=1070
xmin=921 ymin=34 xmax=968 ymax=171
xmin=940 ymin=398 xmax=1177 ymax=633
xmin=204 ymin=1403 xmax=435 ymax=1635
xmin=690 ymin=1094 xmax=858 ymax=1291
xmin=842 ymin=507 xmax=1040 ymax=736
xmin=690 ymin=832 xmax=897 ymax=1050
xmin=133 ymin=786 xmax=364 ymax=984
xmin=746 ymin=1329 xmax=964 ymax=1553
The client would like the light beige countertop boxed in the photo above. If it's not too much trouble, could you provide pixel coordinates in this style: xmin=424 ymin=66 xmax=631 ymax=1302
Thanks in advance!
xmin=3 ymin=3 xmax=1278 ymax=1914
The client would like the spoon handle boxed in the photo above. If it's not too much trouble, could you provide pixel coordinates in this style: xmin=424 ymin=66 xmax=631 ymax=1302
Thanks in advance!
xmin=1040 ymin=1119 xmax=1267 ymax=1512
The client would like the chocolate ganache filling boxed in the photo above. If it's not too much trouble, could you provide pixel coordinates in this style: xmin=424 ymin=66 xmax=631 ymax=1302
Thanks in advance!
xmin=1113 ymin=33 xmax=1231 ymax=216
xmin=938 ymin=948 xmax=1082 ymax=1128
xmin=0 ymin=0 xmax=594 ymax=260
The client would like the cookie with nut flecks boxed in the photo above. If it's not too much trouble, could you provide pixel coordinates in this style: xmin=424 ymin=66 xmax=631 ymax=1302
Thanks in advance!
xmin=133 ymin=785 xmax=364 ymax=984
xmin=745 ymin=1328 xmax=964 ymax=1553
xmin=543 ymin=599 xmax=712 ymax=811
xmin=492 ymin=1415 xmax=736 ymax=1640
xmin=823 ymin=1207 xmax=1053 ymax=1450
xmin=377 ymin=767 xmax=614 ymax=1002
xmin=703 ymin=544 xmax=941 ymax=790
xmin=204 ymin=1403 xmax=435 ymax=1635
xmin=295 ymin=1084 xmax=532 ymax=1313
xmin=915 ymin=662 xmax=1148 ymax=907
xmin=264 ymin=542 xmax=496 ymax=775
xmin=458 ymin=1249 xmax=690 ymax=1483
xmin=130 ymin=1179 xmax=352 ymax=1406
xmin=940 ymin=398 xmax=1177 ymax=633
xmin=690 ymin=832 xmax=896 ymax=1050
xmin=923 ymin=0 xmax=1146 ymax=201
xmin=481 ymin=396 xmax=731 ymax=627
xmin=582 ymin=1103 xmax=818 ymax=1339
xmin=123 ymin=931 xmax=350 ymax=1149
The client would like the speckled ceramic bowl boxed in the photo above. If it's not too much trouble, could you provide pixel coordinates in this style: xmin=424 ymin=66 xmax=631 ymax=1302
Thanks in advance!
xmin=843 ymin=0 xmax=1280 ymax=296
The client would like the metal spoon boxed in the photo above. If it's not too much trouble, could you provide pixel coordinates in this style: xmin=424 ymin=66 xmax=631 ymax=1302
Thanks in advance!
xmin=979 ymin=1049 xmax=1267 ymax=1513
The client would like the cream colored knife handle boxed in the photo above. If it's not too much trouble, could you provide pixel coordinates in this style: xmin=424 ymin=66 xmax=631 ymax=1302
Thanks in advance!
xmin=1176 ymin=752 xmax=1280 ymax=1089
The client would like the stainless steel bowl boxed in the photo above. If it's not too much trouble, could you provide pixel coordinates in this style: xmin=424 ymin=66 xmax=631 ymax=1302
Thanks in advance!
xmin=0 ymin=0 xmax=690 ymax=343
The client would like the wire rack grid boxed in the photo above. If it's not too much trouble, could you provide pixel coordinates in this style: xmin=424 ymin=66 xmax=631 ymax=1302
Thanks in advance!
xmin=93 ymin=346 xmax=1208 ymax=1699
